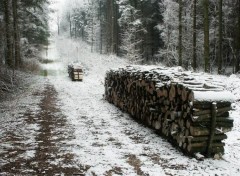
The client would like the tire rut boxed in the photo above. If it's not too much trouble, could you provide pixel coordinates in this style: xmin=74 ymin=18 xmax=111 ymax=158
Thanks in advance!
xmin=0 ymin=84 xmax=89 ymax=175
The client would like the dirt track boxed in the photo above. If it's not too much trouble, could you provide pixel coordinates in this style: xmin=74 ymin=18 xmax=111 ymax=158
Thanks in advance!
xmin=0 ymin=83 xmax=88 ymax=175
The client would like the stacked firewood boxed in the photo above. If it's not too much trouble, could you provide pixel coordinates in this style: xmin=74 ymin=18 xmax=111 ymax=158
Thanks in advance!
xmin=105 ymin=66 xmax=234 ymax=157
xmin=68 ymin=63 xmax=83 ymax=81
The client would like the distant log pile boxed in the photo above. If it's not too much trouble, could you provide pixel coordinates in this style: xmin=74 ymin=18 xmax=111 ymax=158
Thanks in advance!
xmin=105 ymin=65 xmax=234 ymax=157
xmin=68 ymin=63 xmax=83 ymax=81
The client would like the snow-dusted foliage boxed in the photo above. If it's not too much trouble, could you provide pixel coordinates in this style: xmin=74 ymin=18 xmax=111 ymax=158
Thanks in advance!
xmin=158 ymin=0 xmax=201 ymax=68
xmin=59 ymin=0 xmax=103 ymax=53
xmin=20 ymin=0 xmax=50 ymax=46
xmin=158 ymin=0 xmax=240 ymax=72
xmin=157 ymin=0 xmax=179 ymax=66
xmin=119 ymin=2 xmax=145 ymax=63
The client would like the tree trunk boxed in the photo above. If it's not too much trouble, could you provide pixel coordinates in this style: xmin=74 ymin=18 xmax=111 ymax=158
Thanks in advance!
xmin=90 ymin=1 xmax=94 ymax=53
xmin=0 ymin=18 xmax=4 ymax=66
xmin=236 ymin=0 xmax=240 ymax=72
xmin=218 ymin=0 xmax=223 ymax=74
xmin=193 ymin=0 xmax=197 ymax=71
xmin=111 ymin=0 xmax=115 ymax=53
xmin=203 ymin=0 xmax=210 ymax=72
xmin=178 ymin=0 xmax=183 ymax=67
xmin=12 ymin=0 xmax=21 ymax=69
xmin=106 ymin=0 xmax=111 ymax=53
xmin=115 ymin=2 xmax=119 ymax=56
xmin=3 ymin=0 xmax=13 ymax=68
xmin=68 ymin=13 xmax=72 ymax=38
xmin=57 ymin=13 xmax=60 ymax=36
xmin=99 ymin=0 xmax=103 ymax=54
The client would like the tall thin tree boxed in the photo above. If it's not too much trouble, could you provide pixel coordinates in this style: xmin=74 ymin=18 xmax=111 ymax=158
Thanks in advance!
xmin=218 ymin=0 xmax=223 ymax=74
xmin=68 ymin=12 xmax=72 ymax=38
xmin=3 ymin=0 xmax=13 ymax=68
xmin=236 ymin=0 xmax=240 ymax=72
xmin=99 ymin=0 xmax=103 ymax=54
xmin=178 ymin=0 xmax=183 ymax=66
xmin=12 ymin=0 xmax=21 ymax=68
xmin=203 ymin=0 xmax=210 ymax=72
xmin=193 ymin=0 xmax=197 ymax=71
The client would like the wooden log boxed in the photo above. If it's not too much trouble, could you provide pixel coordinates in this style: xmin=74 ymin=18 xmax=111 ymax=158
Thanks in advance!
xmin=105 ymin=66 xmax=233 ymax=158
xmin=181 ymin=87 xmax=188 ymax=102
xmin=153 ymin=119 xmax=161 ymax=130
xmin=191 ymin=115 xmax=232 ymax=122
xmin=188 ymin=91 xmax=194 ymax=102
xmin=193 ymin=101 xmax=231 ymax=109
xmin=186 ymin=119 xmax=233 ymax=128
xmin=188 ymin=141 xmax=225 ymax=149
xmin=189 ymin=126 xmax=231 ymax=136
xmin=193 ymin=106 xmax=232 ymax=116
xmin=187 ymin=134 xmax=227 ymax=143
xmin=169 ymin=84 xmax=176 ymax=101
xmin=207 ymin=102 xmax=217 ymax=157
xmin=187 ymin=145 xmax=224 ymax=154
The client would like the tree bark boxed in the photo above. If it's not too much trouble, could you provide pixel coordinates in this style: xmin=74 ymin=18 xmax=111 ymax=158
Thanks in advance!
xmin=111 ymin=0 xmax=115 ymax=53
xmin=68 ymin=12 xmax=72 ymax=38
xmin=99 ymin=0 xmax=103 ymax=54
xmin=203 ymin=0 xmax=210 ymax=72
xmin=57 ymin=13 xmax=60 ymax=36
xmin=178 ymin=0 xmax=183 ymax=66
xmin=0 ymin=17 xmax=4 ymax=66
xmin=12 ymin=0 xmax=21 ymax=68
xmin=218 ymin=0 xmax=223 ymax=74
xmin=236 ymin=0 xmax=240 ymax=72
xmin=193 ymin=0 xmax=197 ymax=71
xmin=3 ymin=0 xmax=13 ymax=68
xmin=115 ymin=2 xmax=119 ymax=56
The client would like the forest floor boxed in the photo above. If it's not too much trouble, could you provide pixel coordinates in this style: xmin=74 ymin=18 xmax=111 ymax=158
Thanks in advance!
xmin=1 ymin=37 xmax=240 ymax=175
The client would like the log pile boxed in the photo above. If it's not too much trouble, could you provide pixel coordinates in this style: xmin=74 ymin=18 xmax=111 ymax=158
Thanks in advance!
xmin=105 ymin=65 xmax=234 ymax=157
xmin=68 ymin=63 xmax=83 ymax=81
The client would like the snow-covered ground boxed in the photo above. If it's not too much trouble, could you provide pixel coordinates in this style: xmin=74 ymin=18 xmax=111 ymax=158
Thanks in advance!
xmin=1 ymin=36 xmax=240 ymax=175
xmin=47 ymin=37 xmax=240 ymax=175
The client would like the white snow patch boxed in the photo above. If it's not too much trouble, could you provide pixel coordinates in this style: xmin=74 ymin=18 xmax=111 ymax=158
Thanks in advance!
xmin=194 ymin=90 xmax=235 ymax=102
xmin=21 ymin=36 xmax=240 ymax=175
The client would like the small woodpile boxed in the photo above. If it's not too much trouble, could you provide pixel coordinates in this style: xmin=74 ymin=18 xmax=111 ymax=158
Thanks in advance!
xmin=105 ymin=65 xmax=234 ymax=157
xmin=68 ymin=63 xmax=83 ymax=81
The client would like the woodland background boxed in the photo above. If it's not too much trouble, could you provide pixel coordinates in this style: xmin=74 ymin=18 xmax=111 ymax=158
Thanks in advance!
xmin=0 ymin=0 xmax=240 ymax=93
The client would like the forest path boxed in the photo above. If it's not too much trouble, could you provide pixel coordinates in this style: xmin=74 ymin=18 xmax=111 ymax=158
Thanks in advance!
xmin=0 ymin=82 xmax=84 ymax=175
xmin=1 ymin=37 xmax=240 ymax=175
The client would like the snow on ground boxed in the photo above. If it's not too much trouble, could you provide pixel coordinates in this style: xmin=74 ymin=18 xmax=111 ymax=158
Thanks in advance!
xmin=0 ymin=77 xmax=45 ymax=168
xmin=44 ymin=37 xmax=240 ymax=175
xmin=1 ymin=36 xmax=240 ymax=175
